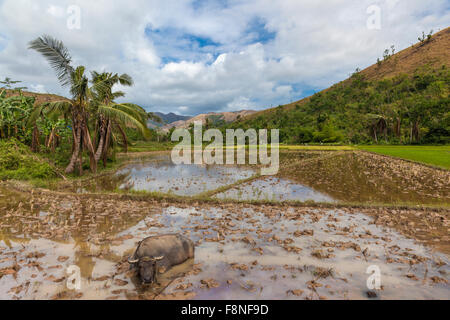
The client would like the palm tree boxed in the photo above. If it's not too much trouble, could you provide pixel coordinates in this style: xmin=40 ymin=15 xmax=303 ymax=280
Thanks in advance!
xmin=29 ymin=35 xmax=97 ymax=174
xmin=367 ymin=113 xmax=388 ymax=143
xmin=90 ymin=71 xmax=149 ymax=166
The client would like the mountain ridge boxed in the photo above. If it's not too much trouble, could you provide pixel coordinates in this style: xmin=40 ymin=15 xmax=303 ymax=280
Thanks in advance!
xmin=161 ymin=110 xmax=257 ymax=131
xmin=240 ymin=27 xmax=450 ymax=122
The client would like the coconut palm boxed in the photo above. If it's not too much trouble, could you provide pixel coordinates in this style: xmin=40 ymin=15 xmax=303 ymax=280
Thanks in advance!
xmin=90 ymin=71 xmax=149 ymax=166
xmin=29 ymin=35 xmax=97 ymax=174
xmin=29 ymin=35 xmax=153 ymax=173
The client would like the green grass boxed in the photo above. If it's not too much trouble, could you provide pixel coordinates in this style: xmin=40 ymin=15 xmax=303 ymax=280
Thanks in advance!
xmin=217 ymin=144 xmax=354 ymax=151
xmin=357 ymin=145 xmax=450 ymax=169
xmin=0 ymin=139 xmax=57 ymax=180
xmin=279 ymin=145 xmax=354 ymax=151
xmin=125 ymin=140 xmax=175 ymax=152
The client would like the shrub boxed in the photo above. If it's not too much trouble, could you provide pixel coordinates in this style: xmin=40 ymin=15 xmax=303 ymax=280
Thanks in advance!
xmin=0 ymin=138 xmax=55 ymax=180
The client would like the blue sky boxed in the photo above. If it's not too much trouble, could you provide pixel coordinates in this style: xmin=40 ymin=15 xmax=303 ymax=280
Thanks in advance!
xmin=0 ymin=0 xmax=449 ymax=116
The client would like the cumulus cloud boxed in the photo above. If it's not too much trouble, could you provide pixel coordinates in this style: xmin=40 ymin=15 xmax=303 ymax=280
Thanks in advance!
xmin=0 ymin=0 xmax=448 ymax=115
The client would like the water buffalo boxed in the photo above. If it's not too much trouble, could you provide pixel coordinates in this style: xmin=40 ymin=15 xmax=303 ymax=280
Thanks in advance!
xmin=127 ymin=234 xmax=195 ymax=284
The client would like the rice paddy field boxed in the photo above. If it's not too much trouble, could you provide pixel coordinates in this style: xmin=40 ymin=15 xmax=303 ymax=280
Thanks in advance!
xmin=0 ymin=148 xmax=449 ymax=300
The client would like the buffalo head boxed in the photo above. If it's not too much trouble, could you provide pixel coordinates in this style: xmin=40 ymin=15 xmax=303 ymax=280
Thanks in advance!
xmin=128 ymin=255 xmax=164 ymax=284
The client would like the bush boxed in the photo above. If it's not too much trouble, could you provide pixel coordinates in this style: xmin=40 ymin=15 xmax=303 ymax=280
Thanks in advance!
xmin=0 ymin=138 xmax=55 ymax=180
xmin=312 ymin=124 xmax=345 ymax=143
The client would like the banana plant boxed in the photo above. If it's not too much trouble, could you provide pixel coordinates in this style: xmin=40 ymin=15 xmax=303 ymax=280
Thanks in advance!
xmin=0 ymin=89 xmax=34 ymax=140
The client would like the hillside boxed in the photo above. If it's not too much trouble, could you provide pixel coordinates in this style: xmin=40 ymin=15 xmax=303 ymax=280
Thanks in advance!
xmin=230 ymin=27 xmax=450 ymax=144
xmin=162 ymin=110 xmax=256 ymax=131
xmin=4 ymin=89 xmax=68 ymax=105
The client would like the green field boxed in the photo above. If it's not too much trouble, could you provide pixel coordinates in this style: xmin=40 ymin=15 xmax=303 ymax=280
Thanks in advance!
xmin=125 ymin=140 xmax=175 ymax=152
xmin=357 ymin=145 xmax=450 ymax=169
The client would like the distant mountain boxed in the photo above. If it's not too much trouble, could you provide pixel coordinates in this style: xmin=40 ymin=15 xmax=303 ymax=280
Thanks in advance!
xmin=161 ymin=110 xmax=257 ymax=131
xmin=154 ymin=112 xmax=192 ymax=124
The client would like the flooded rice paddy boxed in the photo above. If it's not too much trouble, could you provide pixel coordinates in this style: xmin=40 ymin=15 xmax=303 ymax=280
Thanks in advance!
xmin=0 ymin=191 xmax=448 ymax=300
xmin=68 ymin=151 xmax=449 ymax=206
xmin=0 ymin=150 xmax=449 ymax=300
xmin=279 ymin=151 xmax=450 ymax=205
xmin=214 ymin=176 xmax=335 ymax=203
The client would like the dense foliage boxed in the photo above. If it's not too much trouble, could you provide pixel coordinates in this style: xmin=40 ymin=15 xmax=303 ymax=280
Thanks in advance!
xmin=0 ymin=87 xmax=34 ymax=141
xmin=0 ymin=138 xmax=55 ymax=180
xmin=227 ymin=65 xmax=449 ymax=144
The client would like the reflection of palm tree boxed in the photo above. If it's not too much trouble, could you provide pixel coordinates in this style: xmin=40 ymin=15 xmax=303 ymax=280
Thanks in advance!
xmin=73 ymin=238 xmax=96 ymax=280
xmin=0 ymin=234 xmax=31 ymax=248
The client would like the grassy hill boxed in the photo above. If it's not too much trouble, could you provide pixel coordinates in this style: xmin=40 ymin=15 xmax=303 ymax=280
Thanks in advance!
xmin=230 ymin=27 xmax=450 ymax=144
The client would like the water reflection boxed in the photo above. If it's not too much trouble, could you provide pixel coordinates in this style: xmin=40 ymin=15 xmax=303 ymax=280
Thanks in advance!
xmin=215 ymin=176 xmax=335 ymax=202
xmin=117 ymin=161 xmax=255 ymax=196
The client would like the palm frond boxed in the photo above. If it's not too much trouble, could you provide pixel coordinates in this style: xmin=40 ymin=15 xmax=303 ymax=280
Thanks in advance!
xmin=28 ymin=35 xmax=74 ymax=87
xmin=45 ymin=100 xmax=72 ymax=116
xmin=148 ymin=112 xmax=163 ymax=123
xmin=113 ymin=103 xmax=148 ymax=123
xmin=97 ymin=104 xmax=149 ymax=136
xmin=70 ymin=66 xmax=89 ymax=101
xmin=112 ymin=91 xmax=126 ymax=99
xmin=26 ymin=105 xmax=46 ymax=128
xmin=26 ymin=100 xmax=72 ymax=128
xmin=118 ymin=73 xmax=133 ymax=86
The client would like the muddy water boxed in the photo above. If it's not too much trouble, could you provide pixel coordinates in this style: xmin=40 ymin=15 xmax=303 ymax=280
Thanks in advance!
xmin=0 ymin=188 xmax=448 ymax=300
xmin=73 ymin=150 xmax=449 ymax=206
xmin=215 ymin=176 xmax=335 ymax=202
xmin=280 ymin=151 xmax=450 ymax=205
xmin=77 ymin=154 xmax=256 ymax=196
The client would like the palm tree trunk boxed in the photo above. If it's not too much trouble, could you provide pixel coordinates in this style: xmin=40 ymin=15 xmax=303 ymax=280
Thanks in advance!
xmin=413 ymin=120 xmax=420 ymax=142
xmin=31 ymin=125 xmax=40 ymax=153
xmin=409 ymin=122 xmax=413 ymax=144
xmin=78 ymin=148 xmax=83 ymax=176
xmin=395 ymin=118 xmax=401 ymax=137
xmin=82 ymin=123 xmax=97 ymax=173
xmin=102 ymin=120 xmax=112 ymax=167
xmin=116 ymin=123 xmax=128 ymax=153
xmin=94 ymin=127 xmax=105 ymax=162
xmin=46 ymin=127 xmax=55 ymax=148
xmin=65 ymin=123 xmax=82 ymax=173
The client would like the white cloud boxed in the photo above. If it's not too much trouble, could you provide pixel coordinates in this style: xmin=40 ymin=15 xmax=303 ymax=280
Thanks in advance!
xmin=29 ymin=84 xmax=46 ymax=93
xmin=178 ymin=106 xmax=189 ymax=113
xmin=46 ymin=5 xmax=65 ymax=18
xmin=0 ymin=0 xmax=448 ymax=115
xmin=226 ymin=97 xmax=258 ymax=112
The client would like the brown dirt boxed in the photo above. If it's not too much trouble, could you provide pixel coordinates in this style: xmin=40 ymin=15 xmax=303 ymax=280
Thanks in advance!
xmin=3 ymin=89 xmax=69 ymax=106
